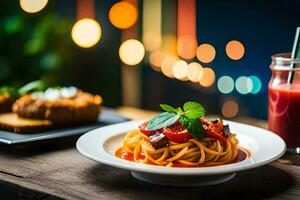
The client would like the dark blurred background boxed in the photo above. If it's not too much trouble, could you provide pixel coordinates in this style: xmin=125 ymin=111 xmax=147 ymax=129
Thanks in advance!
xmin=0 ymin=0 xmax=121 ymax=106
xmin=0 ymin=0 xmax=299 ymax=119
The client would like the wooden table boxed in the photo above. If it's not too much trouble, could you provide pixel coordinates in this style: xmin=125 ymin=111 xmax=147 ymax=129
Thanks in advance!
xmin=0 ymin=107 xmax=299 ymax=200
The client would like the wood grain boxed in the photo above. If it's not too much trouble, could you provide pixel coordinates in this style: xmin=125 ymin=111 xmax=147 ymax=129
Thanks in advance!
xmin=0 ymin=107 xmax=298 ymax=200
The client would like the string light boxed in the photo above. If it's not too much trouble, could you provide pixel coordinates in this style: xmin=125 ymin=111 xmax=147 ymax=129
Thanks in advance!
xmin=119 ymin=39 xmax=145 ymax=66
xmin=226 ymin=40 xmax=245 ymax=60
xmin=196 ymin=44 xmax=216 ymax=63
xmin=187 ymin=62 xmax=203 ymax=82
xmin=217 ymin=76 xmax=234 ymax=94
xmin=222 ymin=100 xmax=239 ymax=118
xmin=172 ymin=60 xmax=189 ymax=80
xmin=71 ymin=18 xmax=102 ymax=48
xmin=20 ymin=0 xmax=48 ymax=13
xmin=235 ymin=76 xmax=253 ymax=94
xmin=199 ymin=68 xmax=215 ymax=87
xmin=109 ymin=1 xmax=138 ymax=29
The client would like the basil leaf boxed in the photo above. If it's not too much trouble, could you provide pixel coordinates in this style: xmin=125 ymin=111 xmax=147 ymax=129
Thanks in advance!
xmin=181 ymin=115 xmax=204 ymax=139
xmin=183 ymin=101 xmax=206 ymax=119
xmin=160 ymin=104 xmax=178 ymax=113
xmin=176 ymin=107 xmax=183 ymax=114
xmin=147 ymin=112 xmax=180 ymax=131
xmin=18 ymin=80 xmax=46 ymax=95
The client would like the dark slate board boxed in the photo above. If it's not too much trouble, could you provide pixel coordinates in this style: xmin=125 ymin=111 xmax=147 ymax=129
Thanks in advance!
xmin=0 ymin=108 xmax=129 ymax=144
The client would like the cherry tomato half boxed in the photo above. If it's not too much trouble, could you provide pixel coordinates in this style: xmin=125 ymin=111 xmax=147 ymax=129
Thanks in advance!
xmin=163 ymin=122 xmax=192 ymax=143
xmin=139 ymin=121 xmax=161 ymax=135
xmin=205 ymin=129 xmax=227 ymax=145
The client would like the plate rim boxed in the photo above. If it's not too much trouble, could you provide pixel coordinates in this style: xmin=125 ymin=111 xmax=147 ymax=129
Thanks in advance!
xmin=76 ymin=120 xmax=286 ymax=176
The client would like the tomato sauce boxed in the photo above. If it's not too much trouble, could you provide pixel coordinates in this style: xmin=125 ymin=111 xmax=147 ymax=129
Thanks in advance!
xmin=115 ymin=148 xmax=250 ymax=168
xmin=268 ymin=84 xmax=300 ymax=147
xmin=115 ymin=149 xmax=145 ymax=162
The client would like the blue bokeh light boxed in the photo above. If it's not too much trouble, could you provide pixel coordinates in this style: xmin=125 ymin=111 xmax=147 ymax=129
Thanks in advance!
xmin=235 ymin=76 xmax=253 ymax=94
xmin=249 ymin=75 xmax=262 ymax=94
xmin=217 ymin=76 xmax=234 ymax=94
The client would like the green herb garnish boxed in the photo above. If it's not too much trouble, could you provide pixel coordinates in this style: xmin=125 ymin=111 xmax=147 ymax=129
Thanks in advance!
xmin=183 ymin=101 xmax=206 ymax=119
xmin=18 ymin=80 xmax=46 ymax=95
xmin=160 ymin=104 xmax=178 ymax=113
xmin=147 ymin=112 xmax=180 ymax=131
xmin=180 ymin=115 xmax=205 ymax=139
xmin=146 ymin=101 xmax=206 ymax=139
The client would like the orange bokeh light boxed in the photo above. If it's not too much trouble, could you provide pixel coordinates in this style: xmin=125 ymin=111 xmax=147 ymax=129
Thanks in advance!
xmin=187 ymin=62 xmax=203 ymax=82
xmin=199 ymin=67 xmax=215 ymax=87
xmin=196 ymin=44 xmax=216 ymax=63
xmin=172 ymin=60 xmax=189 ymax=80
xmin=149 ymin=51 xmax=164 ymax=68
xmin=226 ymin=40 xmax=245 ymax=60
xmin=177 ymin=0 xmax=197 ymax=60
xmin=162 ymin=35 xmax=177 ymax=56
xmin=222 ymin=100 xmax=239 ymax=118
xmin=109 ymin=1 xmax=137 ymax=29
xmin=177 ymin=36 xmax=198 ymax=60
xmin=161 ymin=56 xmax=177 ymax=78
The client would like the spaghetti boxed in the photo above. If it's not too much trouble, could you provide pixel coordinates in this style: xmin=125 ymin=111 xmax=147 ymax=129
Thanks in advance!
xmin=115 ymin=129 xmax=247 ymax=167
xmin=115 ymin=101 xmax=250 ymax=167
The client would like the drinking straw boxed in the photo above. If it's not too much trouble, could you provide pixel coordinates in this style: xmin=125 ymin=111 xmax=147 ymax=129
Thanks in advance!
xmin=287 ymin=27 xmax=300 ymax=84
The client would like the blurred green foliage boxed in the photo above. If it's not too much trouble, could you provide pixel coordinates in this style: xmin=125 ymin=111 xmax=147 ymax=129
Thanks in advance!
xmin=0 ymin=0 xmax=73 ymax=88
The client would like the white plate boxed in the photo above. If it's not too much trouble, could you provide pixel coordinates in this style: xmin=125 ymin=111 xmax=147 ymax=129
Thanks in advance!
xmin=76 ymin=120 xmax=286 ymax=187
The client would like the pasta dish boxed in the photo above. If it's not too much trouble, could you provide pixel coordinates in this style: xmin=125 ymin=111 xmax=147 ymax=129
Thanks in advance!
xmin=115 ymin=101 xmax=249 ymax=167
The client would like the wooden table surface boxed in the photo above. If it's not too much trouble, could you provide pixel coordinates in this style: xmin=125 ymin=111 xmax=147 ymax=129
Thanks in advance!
xmin=0 ymin=107 xmax=299 ymax=200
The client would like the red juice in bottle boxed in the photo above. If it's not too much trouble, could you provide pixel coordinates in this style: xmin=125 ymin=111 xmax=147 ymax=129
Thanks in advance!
xmin=268 ymin=84 xmax=300 ymax=147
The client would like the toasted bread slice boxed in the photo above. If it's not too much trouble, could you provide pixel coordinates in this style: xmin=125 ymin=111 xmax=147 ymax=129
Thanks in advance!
xmin=0 ymin=94 xmax=15 ymax=113
xmin=0 ymin=113 xmax=53 ymax=133
xmin=13 ymin=90 xmax=102 ymax=123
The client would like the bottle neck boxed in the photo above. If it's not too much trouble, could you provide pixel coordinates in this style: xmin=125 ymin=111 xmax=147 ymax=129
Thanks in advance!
xmin=270 ymin=52 xmax=300 ymax=71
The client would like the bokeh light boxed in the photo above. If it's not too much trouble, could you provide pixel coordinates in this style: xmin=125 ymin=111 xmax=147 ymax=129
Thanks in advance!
xmin=172 ymin=60 xmax=189 ymax=80
xmin=177 ymin=36 xmax=198 ymax=59
xmin=226 ymin=40 xmax=245 ymax=60
xmin=109 ymin=1 xmax=138 ymax=29
xmin=187 ymin=62 xmax=203 ymax=82
xmin=143 ymin=33 xmax=161 ymax=52
xmin=161 ymin=56 xmax=177 ymax=78
xmin=249 ymin=75 xmax=262 ymax=94
xmin=71 ymin=18 xmax=102 ymax=48
xmin=222 ymin=100 xmax=239 ymax=118
xmin=162 ymin=35 xmax=177 ymax=56
xmin=149 ymin=51 xmax=164 ymax=68
xmin=20 ymin=0 xmax=48 ymax=13
xmin=235 ymin=76 xmax=253 ymax=94
xmin=143 ymin=0 xmax=161 ymax=51
xmin=217 ymin=76 xmax=234 ymax=94
xmin=199 ymin=68 xmax=215 ymax=87
xmin=119 ymin=39 xmax=145 ymax=66
xmin=196 ymin=44 xmax=216 ymax=63
xmin=177 ymin=0 xmax=197 ymax=60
